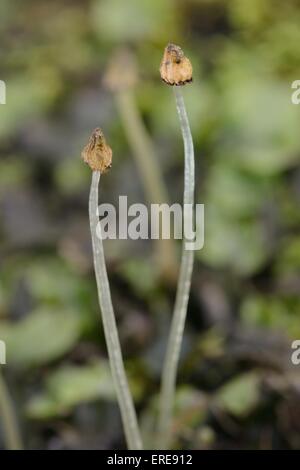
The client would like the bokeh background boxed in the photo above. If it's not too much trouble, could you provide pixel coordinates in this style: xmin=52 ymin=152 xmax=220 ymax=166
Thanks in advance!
xmin=1 ymin=0 xmax=300 ymax=450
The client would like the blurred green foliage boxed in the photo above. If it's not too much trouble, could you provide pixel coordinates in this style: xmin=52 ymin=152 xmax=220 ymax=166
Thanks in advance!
xmin=214 ymin=371 xmax=261 ymax=418
xmin=0 ymin=0 xmax=300 ymax=450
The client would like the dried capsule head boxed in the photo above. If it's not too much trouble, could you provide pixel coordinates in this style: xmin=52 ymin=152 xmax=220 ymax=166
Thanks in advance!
xmin=160 ymin=43 xmax=193 ymax=86
xmin=103 ymin=47 xmax=138 ymax=92
xmin=81 ymin=128 xmax=112 ymax=173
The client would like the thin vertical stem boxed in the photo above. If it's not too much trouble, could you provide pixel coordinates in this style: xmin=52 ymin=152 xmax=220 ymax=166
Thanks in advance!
xmin=89 ymin=171 xmax=143 ymax=450
xmin=0 ymin=369 xmax=23 ymax=450
xmin=157 ymin=87 xmax=195 ymax=448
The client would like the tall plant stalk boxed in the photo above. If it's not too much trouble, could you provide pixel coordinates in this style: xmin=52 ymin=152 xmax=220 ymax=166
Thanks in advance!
xmin=0 ymin=370 xmax=23 ymax=450
xmin=157 ymin=44 xmax=195 ymax=449
xmin=89 ymin=171 xmax=142 ymax=450
xmin=82 ymin=129 xmax=143 ymax=450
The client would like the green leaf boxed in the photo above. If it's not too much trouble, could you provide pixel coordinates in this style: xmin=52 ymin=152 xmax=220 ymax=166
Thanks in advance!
xmin=240 ymin=294 xmax=300 ymax=338
xmin=199 ymin=207 xmax=268 ymax=276
xmin=117 ymin=258 xmax=159 ymax=299
xmin=54 ymin=158 xmax=89 ymax=195
xmin=25 ymin=259 xmax=86 ymax=304
xmin=0 ymin=307 xmax=82 ymax=368
xmin=0 ymin=75 xmax=57 ymax=139
xmin=214 ymin=372 xmax=261 ymax=418
xmin=217 ymin=52 xmax=300 ymax=175
xmin=174 ymin=387 xmax=208 ymax=428
xmin=26 ymin=361 xmax=115 ymax=419
xmin=205 ymin=164 xmax=266 ymax=217
xmin=26 ymin=360 xmax=144 ymax=419
xmin=91 ymin=0 xmax=177 ymax=42
xmin=275 ymin=236 xmax=300 ymax=278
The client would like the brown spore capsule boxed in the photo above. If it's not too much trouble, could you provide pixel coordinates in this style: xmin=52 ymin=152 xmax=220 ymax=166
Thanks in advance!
xmin=81 ymin=128 xmax=112 ymax=173
xmin=160 ymin=43 xmax=193 ymax=86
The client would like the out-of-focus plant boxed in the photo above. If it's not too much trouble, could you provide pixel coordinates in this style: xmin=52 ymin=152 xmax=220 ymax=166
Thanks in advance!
xmin=0 ymin=370 xmax=23 ymax=450
xmin=103 ymin=48 xmax=178 ymax=283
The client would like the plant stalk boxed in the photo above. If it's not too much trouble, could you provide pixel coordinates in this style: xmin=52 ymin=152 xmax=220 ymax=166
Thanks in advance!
xmin=157 ymin=87 xmax=195 ymax=448
xmin=89 ymin=170 xmax=143 ymax=450
xmin=0 ymin=369 xmax=23 ymax=450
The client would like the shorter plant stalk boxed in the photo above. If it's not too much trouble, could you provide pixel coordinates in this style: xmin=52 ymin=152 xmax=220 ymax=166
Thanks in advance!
xmin=157 ymin=87 xmax=195 ymax=449
xmin=89 ymin=170 xmax=143 ymax=450
xmin=0 ymin=369 xmax=23 ymax=450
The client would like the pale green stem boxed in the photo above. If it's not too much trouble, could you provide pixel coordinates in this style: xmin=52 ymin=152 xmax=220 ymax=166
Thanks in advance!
xmin=0 ymin=369 xmax=23 ymax=450
xmin=157 ymin=87 xmax=195 ymax=449
xmin=115 ymin=90 xmax=177 ymax=281
xmin=89 ymin=171 xmax=143 ymax=450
